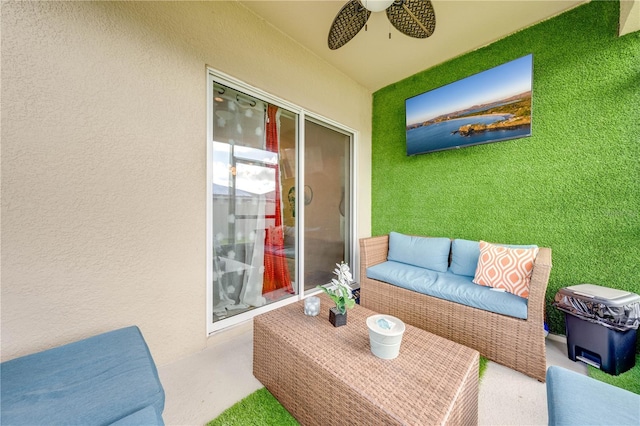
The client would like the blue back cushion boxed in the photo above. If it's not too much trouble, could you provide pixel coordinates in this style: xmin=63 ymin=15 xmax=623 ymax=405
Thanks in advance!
xmin=387 ymin=232 xmax=450 ymax=273
xmin=450 ymin=239 xmax=481 ymax=277
xmin=450 ymin=239 xmax=540 ymax=277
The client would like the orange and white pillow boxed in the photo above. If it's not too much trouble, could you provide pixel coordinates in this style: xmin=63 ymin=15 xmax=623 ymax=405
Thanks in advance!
xmin=473 ymin=241 xmax=539 ymax=298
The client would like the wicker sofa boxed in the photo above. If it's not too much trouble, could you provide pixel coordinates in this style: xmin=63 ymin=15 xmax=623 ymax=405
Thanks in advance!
xmin=359 ymin=234 xmax=552 ymax=382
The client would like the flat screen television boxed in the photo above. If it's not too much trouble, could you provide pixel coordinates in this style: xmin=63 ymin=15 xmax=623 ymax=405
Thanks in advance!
xmin=405 ymin=54 xmax=533 ymax=156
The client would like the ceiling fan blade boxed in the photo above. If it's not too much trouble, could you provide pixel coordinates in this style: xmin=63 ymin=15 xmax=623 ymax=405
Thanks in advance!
xmin=386 ymin=0 xmax=436 ymax=39
xmin=328 ymin=0 xmax=371 ymax=50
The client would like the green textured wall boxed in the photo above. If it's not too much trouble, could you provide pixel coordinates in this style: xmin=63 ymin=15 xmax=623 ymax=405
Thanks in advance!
xmin=371 ymin=0 xmax=640 ymax=339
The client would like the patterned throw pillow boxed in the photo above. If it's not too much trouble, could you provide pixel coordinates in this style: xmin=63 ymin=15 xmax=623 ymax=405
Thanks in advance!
xmin=473 ymin=241 xmax=539 ymax=298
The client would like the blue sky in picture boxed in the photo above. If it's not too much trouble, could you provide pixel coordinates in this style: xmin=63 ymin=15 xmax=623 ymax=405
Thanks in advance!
xmin=406 ymin=54 xmax=533 ymax=126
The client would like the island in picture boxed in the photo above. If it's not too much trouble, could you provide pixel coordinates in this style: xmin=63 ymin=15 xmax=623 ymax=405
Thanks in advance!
xmin=405 ymin=54 xmax=532 ymax=156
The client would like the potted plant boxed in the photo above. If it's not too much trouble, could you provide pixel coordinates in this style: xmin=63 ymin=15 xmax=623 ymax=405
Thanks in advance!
xmin=318 ymin=262 xmax=356 ymax=327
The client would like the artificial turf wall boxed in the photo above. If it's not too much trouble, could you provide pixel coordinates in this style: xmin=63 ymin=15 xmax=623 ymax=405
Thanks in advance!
xmin=371 ymin=0 xmax=640 ymax=340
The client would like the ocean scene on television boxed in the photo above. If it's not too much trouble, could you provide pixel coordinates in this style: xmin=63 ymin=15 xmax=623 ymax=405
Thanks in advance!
xmin=406 ymin=54 xmax=532 ymax=156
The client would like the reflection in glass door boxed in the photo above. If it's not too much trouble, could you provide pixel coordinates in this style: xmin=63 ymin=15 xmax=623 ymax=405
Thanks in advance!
xmin=303 ymin=119 xmax=351 ymax=291
xmin=211 ymin=82 xmax=297 ymax=323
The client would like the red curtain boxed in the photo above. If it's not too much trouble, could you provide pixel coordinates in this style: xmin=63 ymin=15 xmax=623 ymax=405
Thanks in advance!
xmin=262 ymin=105 xmax=293 ymax=295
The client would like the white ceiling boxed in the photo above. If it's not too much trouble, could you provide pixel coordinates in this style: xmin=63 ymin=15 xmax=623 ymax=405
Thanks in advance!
xmin=239 ymin=0 xmax=588 ymax=91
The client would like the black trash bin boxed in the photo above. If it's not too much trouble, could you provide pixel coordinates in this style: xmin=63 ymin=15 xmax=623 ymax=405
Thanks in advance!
xmin=553 ymin=283 xmax=640 ymax=375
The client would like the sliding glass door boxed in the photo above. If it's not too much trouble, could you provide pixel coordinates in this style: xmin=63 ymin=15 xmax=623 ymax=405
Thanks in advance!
xmin=208 ymin=72 xmax=354 ymax=331
xmin=210 ymin=82 xmax=297 ymax=324
xmin=302 ymin=119 xmax=351 ymax=291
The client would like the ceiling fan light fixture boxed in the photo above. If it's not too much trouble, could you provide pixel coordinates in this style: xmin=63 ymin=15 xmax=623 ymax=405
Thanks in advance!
xmin=360 ymin=0 xmax=394 ymax=12
xmin=329 ymin=0 xmax=435 ymax=50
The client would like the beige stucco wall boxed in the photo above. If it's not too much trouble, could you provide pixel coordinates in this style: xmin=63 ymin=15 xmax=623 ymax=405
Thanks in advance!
xmin=620 ymin=0 xmax=640 ymax=36
xmin=1 ymin=2 xmax=372 ymax=365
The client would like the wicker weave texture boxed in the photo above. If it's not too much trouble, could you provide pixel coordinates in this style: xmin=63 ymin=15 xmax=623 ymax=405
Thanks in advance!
xmin=359 ymin=235 xmax=552 ymax=382
xmin=386 ymin=0 xmax=436 ymax=39
xmin=254 ymin=294 xmax=479 ymax=425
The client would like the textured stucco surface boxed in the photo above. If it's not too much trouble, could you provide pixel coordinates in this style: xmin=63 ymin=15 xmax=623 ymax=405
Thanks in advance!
xmin=620 ymin=0 xmax=640 ymax=36
xmin=1 ymin=2 xmax=371 ymax=364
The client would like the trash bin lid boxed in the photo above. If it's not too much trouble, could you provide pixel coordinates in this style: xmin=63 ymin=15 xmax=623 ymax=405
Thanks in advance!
xmin=560 ymin=284 xmax=640 ymax=307
xmin=554 ymin=284 xmax=640 ymax=331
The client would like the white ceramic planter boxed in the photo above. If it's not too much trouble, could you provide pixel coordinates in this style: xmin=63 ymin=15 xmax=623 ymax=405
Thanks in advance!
xmin=366 ymin=314 xmax=406 ymax=359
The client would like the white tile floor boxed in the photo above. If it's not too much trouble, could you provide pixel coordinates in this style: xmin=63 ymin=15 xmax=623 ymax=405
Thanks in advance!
xmin=158 ymin=324 xmax=587 ymax=426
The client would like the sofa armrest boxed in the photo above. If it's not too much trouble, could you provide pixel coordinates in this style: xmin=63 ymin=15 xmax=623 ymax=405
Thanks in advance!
xmin=527 ymin=247 xmax=552 ymax=324
xmin=359 ymin=235 xmax=389 ymax=282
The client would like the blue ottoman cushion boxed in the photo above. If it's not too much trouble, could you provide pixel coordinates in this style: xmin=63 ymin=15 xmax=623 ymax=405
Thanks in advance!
xmin=546 ymin=366 xmax=640 ymax=425
xmin=1 ymin=326 xmax=165 ymax=425
xmin=110 ymin=405 xmax=165 ymax=426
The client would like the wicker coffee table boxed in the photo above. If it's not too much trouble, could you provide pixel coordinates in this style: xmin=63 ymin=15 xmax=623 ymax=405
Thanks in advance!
xmin=253 ymin=294 xmax=479 ymax=425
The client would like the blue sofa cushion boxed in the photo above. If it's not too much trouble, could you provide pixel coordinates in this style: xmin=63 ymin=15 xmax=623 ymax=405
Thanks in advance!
xmin=387 ymin=232 xmax=450 ymax=273
xmin=0 ymin=326 xmax=165 ymax=426
xmin=449 ymin=239 xmax=481 ymax=277
xmin=546 ymin=366 xmax=640 ymax=425
xmin=367 ymin=261 xmax=528 ymax=319
xmin=449 ymin=239 xmax=539 ymax=277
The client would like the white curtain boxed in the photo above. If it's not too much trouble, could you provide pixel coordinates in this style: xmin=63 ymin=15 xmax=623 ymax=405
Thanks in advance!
xmin=212 ymin=85 xmax=267 ymax=318
xmin=240 ymin=195 xmax=266 ymax=307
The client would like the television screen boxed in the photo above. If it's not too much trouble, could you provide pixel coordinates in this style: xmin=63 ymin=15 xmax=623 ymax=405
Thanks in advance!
xmin=405 ymin=54 xmax=533 ymax=156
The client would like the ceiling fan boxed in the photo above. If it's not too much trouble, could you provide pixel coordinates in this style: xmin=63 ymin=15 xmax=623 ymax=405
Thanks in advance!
xmin=328 ymin=0 xmax=436 ymax=50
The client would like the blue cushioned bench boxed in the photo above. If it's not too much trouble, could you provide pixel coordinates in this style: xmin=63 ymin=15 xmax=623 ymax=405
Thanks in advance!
xmin=1 ymin=326 xmax=165 ymax=425
xmin=546 ymin=366 xmax=640 ymax=425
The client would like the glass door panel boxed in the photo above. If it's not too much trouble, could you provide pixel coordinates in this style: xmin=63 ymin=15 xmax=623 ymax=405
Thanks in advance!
xmin=211 ymin=82 xmax=297 ymax=323
xmin=303 ymin=119 xmax=351 ymax=291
